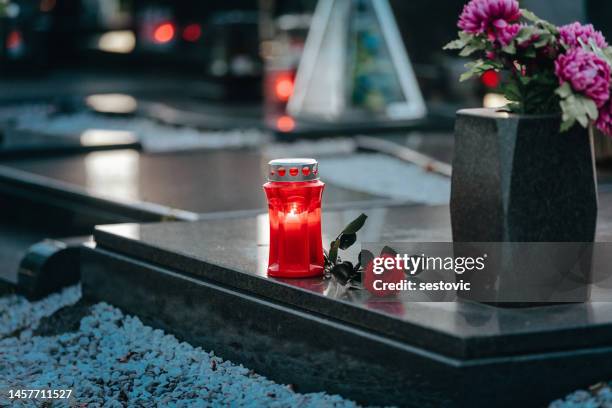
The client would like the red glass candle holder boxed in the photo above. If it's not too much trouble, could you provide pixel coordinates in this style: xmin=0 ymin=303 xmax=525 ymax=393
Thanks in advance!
xmin=264 ymin=158 xmax=325 ymax=278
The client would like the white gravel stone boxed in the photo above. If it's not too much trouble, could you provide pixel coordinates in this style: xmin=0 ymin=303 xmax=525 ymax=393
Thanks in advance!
xmin=0 ymin=285 xmax=81 ymax=338
xmin=0 ymin=287 xmax=360 ymax=407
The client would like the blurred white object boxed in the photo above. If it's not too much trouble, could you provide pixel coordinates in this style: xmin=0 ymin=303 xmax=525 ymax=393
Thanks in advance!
xmin=288 ymin=0 xmax=426 ymax=123
xmin=98 ymin=31 xmax=136 ymax=54
xmin=483 ymin=93 xmax=509 ymax=109
xmin=86 ymin=94 xmax=138 ymax=114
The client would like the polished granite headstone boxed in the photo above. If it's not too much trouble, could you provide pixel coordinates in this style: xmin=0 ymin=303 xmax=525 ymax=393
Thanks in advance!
xmin=83 ymin=196 xmax=612 ymax=407
xmin=0 ymin=149 xmax=387 ymax=223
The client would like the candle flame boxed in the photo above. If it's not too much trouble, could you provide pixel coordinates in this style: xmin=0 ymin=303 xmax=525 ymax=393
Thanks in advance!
xmin=289 ymin=204 xmax=299 ymax=216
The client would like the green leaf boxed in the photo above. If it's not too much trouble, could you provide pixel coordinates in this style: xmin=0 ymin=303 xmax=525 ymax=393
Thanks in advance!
xmin=341 ymin=213 xmax=368 ymax=235
xmin=603 ymin=46 xmax=612 ymax=63
xmin=501 ymin=42 xmax=516 ymax=55
xmin=560 ymin=94 xmax=599 ymax=127
xmin=458 ymin=31 xmax=472 ymax=41
xmin=459 ymin=45 xmax=480 ymax=57
xmin=329 ymin=239 xmax=340 ymax=265
xmin=523 ymin=48 xmax=537 ymax=58
xmin=582 ymin=98 xmax=599 ymax=120
xmin=502 ymin=80 xmax=521 ymax=102
xmin=533 ymin=33 xmax=552 ymax=48
xmin=555 ymin=82 xmax=572 ymax=99
xmin=444 ymin=31 xmax=479 ymax=51
xmin=520 ymin=8 xmax=540 ymax=22
xmin=566 ymin=95 xmax=589 ymax=127
xmin=588 ymin=43 xmax=612 ymax=68
xmin=518 ymin=74 xmax=532 ymax=86
xmin=520 ymin=8 xmax=557 ymax=34
xmin=560 ymin=117 xmax=576 ymax=132
xmin=459 ymin=70 xmax=476 ymax=82
xmin=459 ymin=60 xmax=489 ymax=82
xmin=505 ymin=102 xmax=522 ymax=113
xmin=443 ymin=38 xmax=467 ymax=50
xmin=515 ymin=26 xmax=535 ymax=43
xmin=338 ymin=233 xmax=357 ymax=250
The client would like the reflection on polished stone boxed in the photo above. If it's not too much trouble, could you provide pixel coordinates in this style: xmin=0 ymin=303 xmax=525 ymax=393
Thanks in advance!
xmin=85 ymin=94 xmax=138 ymax=114
xmin=0 ymin=127 xmax=139 ymax=154
xmin=365 ymin=298 xmax=406 ymax=317
xmin=0 ymin=149 xmax=382 ymax=216
xmin=84 ymin=150 xmax=140 ymax=201
xmin=80 ymin=129 xmax=138 ymax=147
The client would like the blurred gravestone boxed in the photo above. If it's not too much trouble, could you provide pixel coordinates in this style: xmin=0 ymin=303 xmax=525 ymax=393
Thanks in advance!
xmin=288 ymin=0 xmax=426 ymax=124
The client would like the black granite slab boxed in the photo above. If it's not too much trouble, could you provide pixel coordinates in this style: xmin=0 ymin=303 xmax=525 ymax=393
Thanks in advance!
xmin=0 ymin=126 xmax=140 ymax=158
xmin=0 ymin=149 xmax=387 ymax=223
xmin=92 ymin=195 xmax=612 ymax=362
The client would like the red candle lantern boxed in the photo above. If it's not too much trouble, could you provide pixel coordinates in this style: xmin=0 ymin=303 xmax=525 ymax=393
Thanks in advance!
xmin=264 ymin=158 xmax=325 ymax=278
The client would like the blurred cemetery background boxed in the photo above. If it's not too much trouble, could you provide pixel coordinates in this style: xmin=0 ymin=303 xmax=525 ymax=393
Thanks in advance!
xmin=2 ymin=1 xmax=612 ymax=406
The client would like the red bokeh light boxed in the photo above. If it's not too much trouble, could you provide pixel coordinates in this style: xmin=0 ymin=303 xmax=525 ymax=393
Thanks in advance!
xmin=276 ymin=115 xmax=295 ymax=132
xmin=275 ymin=77 xmax=294 ymax=102
xmin=153 ymin=23 xmax=175 ymax=44
xmin=6 ymin=30 xmax=22 ymax=50
xmin=183 ymin=23 xmax=202 ymax=42
xmin=481 ymin=70 xmax=500 ymax=88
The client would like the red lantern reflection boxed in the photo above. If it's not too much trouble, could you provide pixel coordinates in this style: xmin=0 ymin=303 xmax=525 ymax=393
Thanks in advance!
xmin=264 ymin=159 xmax=325 ymax=278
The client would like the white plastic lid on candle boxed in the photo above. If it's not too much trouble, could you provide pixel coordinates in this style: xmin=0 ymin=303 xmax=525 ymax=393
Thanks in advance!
xmin=268 ymin=158 xmax=319 ymax=182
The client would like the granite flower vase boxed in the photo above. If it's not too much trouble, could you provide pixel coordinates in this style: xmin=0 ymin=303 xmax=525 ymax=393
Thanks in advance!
xmin=450 ymin=108 xmax=598 ymax=304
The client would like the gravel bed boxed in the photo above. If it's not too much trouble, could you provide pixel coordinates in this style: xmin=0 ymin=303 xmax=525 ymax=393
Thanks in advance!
xmin=0 ymin=286 xmax=359 ymax=407
xmin=0 ymin=285 xmax=81 ymax=338
xmin=549 ymin=384 xmax=612 ymax=408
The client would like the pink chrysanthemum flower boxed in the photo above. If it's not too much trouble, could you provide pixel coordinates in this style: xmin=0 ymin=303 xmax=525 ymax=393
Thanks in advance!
xmin=559 ymin=22 xmax=608 ymax=50
xmin=458 ymin=0 xmax=521 ymax=35
xmin=497 ymin=23 xmax=521 ymax=46
xmin=555 ymin=48 xmax=611 ymax=108
xmin=596 ymin=101 xmax=612 ymax=135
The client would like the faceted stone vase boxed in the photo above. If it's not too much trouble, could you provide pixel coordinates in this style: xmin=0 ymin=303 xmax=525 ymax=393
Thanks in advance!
xmin=451 ymin=109 xmax=598 ymax=305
